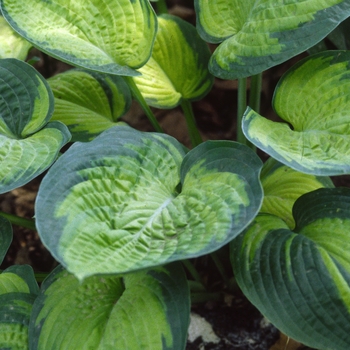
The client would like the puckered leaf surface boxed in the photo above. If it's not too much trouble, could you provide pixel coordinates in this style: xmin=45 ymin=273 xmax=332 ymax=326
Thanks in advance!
xmin=243 ymin=51 xmax=350 ymax=175
xmin=0 ymin=0 xmax=157 ymax=76
xmin=0 ymin=58 xmax=70 ymax=193
xmin=35 ymin=125 xmax=263 ymax=280
xmin=195 ymin=0 xmax=350 ymax=79
xmin=48 ymin=69 xmax=131 ymax=141
xmin=134 ymin=14 xmax=213 ymax=108
xmin=29 ymin=263 xmax=190 ymax=350
xmin=232 ymin=188 xmax=350 ymax=350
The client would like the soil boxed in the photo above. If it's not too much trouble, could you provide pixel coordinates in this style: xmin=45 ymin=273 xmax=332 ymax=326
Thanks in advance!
xmin=0 ymin=1 xmax=349 ymax=350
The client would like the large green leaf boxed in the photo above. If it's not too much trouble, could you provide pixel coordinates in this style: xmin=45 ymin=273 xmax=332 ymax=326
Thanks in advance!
xmin=35 ymin=125 xmax=263 ymax=280
xmin=0 ymin=58 xmax=70 ymax=193
xmin=0 ymin=265 xmax=38 ymax=350
xmin=195 ymin=0 xmax=350 ymax=79
xmin=29 ymin=263 xmax=190 ymax=350
xmin=0 ymin=216 xmax=12 ymax=265
xmin=243 ymin=51 xmax=350 ymax=176
xmin=231 ymin=187 xmax=350 ymax=350
xmin=0 ymin=0 xmax=157 ymax=76
xmin=133 ymin=14 xmax=213 ymax=108
xmin=0 ymin=15 xmax=31 ymax=59
xmin=48 ymin=69 xmax=131 ymax=141
xmin=260 ymin=158 xmax=334 ymax=229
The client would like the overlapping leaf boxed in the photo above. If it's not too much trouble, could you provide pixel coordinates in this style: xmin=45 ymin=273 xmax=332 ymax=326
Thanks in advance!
xmin=195 ymin=0 xmax=350 ymax=79
xmin=134 ymin=14 xmax=213 ymax=108
xmin=0 ymin=265 xmax=38 ymax=350
xmin=0 ymin=15 xmax=31 ymax=59
xmin=243 ymin=51 xmax=350 ymax=175
xmin=0 ymin=58 xmax=70 ymax=193
xmin=30 ymin=263 xmax=190 ymax=350
xmin=48 ymin=69 xmax=131 ymax=141
xmin=260 ymin=158 xmax=334 ymax=228
xmin=231 ymin=188 xmax=350 ymax=350
xmin=0 ymin=0 xmax=157 ymax=76
xmin=35 ymin=125 xmax=263 ymax=280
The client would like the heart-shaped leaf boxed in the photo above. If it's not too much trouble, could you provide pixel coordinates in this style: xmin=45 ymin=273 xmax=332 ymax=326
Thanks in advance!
xmin=35 ymin=125 xmax=263 ymax=280
xmin=48 ymin=69 xmax=131 ymax=141
xmin=0 ymin=58 xmax=70 ymax=193
xmin=0 ymin=0 xmax=157 ymax=76
xmin=0 ymin=265 xmax=38 ymax=350
xmin=0 ymin=15 xmax=31 ymax=59
xmin=195 ymin=0 xmax=350 ymax=79
xmin=231 ymin=187 xmax=350 ymax=350
xmin=260 ymin=158 xmax=334 ymax=228
xmin=133 ymin=14 xmax=213 ymax=108
xmin=0 ymin=216 xmax=12 ymax=265
xmin=29 ymin=263 xmax=190 ymax=350
xmin=243 ymin=51 xmax=350 ymax=175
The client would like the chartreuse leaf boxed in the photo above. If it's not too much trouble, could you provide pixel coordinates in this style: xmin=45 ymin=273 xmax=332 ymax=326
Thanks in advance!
xmin=0 ymin=0 xmax=157 ymax=76
xmin=195 ymin=0 xmax=350 ymax=79
xmin=0 ymin=216 xmax=12 ymax=265
xmin=133 ymin=14 xmax=213 ymax=108
xmin=243 ymin=51 xmax=350 ymax=176
xmin=0 ymin=265 xmax=38 ymax=350
xmin=231 ymin=187 xmax=350 ymax=350
xmin=35 ymin=125 xmax=263 ymax=280
xmin=260 ymin=158 xmax=334 ymax=229
xmin=29 ymin=263 xmax=189 ymax=350
xmin=48 ymin=69 xmax=131 ymax=141
xmin=0 ymin=16 xmax=31 ymax=59
xmin=0 ymin=58 xmax=70 ymax=193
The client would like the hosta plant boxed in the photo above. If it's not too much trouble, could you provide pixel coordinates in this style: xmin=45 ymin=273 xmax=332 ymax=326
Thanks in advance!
xmin=0 ymin=0 xmax=349 ymax=349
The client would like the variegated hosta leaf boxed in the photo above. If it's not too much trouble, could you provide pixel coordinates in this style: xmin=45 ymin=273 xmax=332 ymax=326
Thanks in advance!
xmin=0 ymin=216 xmax=12 ymax=265
xmin=0 ymin=265 xmax=39 ymax=350
xmin=0 ymin=0 xmax=157 ymax=76
xmin=134 ymin=14 xmax=213 ymax=108
xmin=0 ymin=16 xmax=31 ymax=59
xmin=0 ymin=59 xmax=70 ymax=193
xmin=35 ymin=125 xmax=263 ymax=280
xmin=243 ymin=51 xmax=350 ymax=176
xmin=29 ymin=263 xmax=190 ymax=350
xmin=195 ymin=0 xmax=350 ymax=79
xmin=48 ymin=69 xmax=132 ymax=141
xmin=260 ymin=158 xmax=334 ymax=229
xmin=231 ymin=188 xmax=350 ymax=350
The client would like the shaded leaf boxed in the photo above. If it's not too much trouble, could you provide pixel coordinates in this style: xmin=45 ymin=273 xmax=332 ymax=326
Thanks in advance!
xmin=1 ymin=0 xmax=157 ymax=76
xmin=195 ymin=0 xmax=350 ymax=79
xmin=231 ymin=188 xmax=350 ymax=350
xmin=134 ymin=14 xmax=213 ymax=108
xmin=0 ymin=216 xmax=12 ymax=265
xmin=35 ymin=125 xmax=263 ymax=280
xmin=260 ymin=157 xmax=334 ymax=228
xmin=48 ymin=69 xmax=131 ymax=141
xmin=30 ymin=263 xmax=190 ymax=350
xmin=243 ymin=51 xmax=350 ymax=175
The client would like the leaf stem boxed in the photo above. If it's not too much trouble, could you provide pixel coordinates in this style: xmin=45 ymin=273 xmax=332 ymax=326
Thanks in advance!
xmin=182 ymin=259 xmax=206 ymax=289
xmin=155 ymin=0 xmax=168 ymax=14
xmin=210 ymin=252 xmax=230 ymax=287
xmin=181 ymin=99 xmax=203 ymax=147
xmin=123 ymin=76 xmax=163 ymax=133
xmin=0 ymin=211 xmax=36 ymax=231
xmin=249 ymin=72 xmax=262 ymax=114
xmin=237 ymin=77 xmax=247 ymax=144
